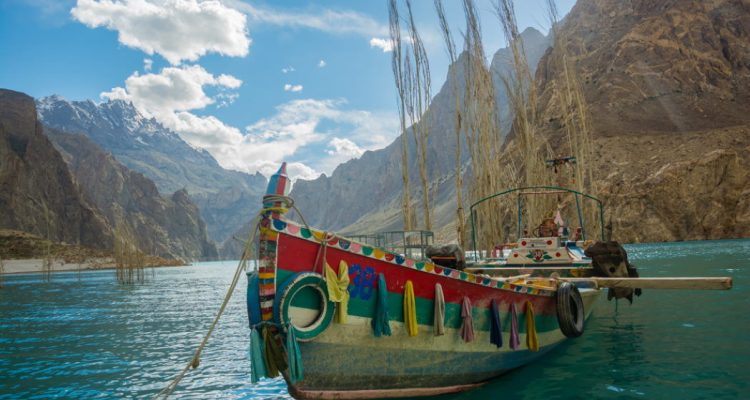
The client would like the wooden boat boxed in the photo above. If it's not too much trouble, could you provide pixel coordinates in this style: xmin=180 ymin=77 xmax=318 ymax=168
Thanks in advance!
xmin=245 ymin=163 xmax=732 ymax=399
xmin=247 ymin=165 xmax=732 ymax=399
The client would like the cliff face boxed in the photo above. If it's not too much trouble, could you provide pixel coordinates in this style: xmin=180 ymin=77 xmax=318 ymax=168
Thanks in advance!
xmin=533 ymin=0 xmax=750 ymax=242
xmin=594 ymin=127 xmax=750 ymax=242
xmin=536 ymin=0 xmax=750 ymax=136
xmin=47 ymin=128 xmax=218 ymax=260
xmin=36 ymin=97 xmax=266 ymax=244
xmin=0 ymin=89 xmax=112 ymax=248
xmin=288 ymin=29 xmax=552 ymax=238
xmin=289 ymin=0 xmax=749 ymax=246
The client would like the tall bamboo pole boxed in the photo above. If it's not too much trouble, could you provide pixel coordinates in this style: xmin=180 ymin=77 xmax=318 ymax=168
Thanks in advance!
xmin=435 ymin=0 xmax=466 ymax=248
xmin=404 ymin=0 xmax=433 ymax=231
xmin=388 ymin=0 xmax=413 ymax=231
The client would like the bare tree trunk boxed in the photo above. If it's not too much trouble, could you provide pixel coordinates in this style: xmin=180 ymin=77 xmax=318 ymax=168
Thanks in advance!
xmin=389 ymin=0 xmax=413 ymax=231
xmin=435 ymin=0 xmax=467 ymax=248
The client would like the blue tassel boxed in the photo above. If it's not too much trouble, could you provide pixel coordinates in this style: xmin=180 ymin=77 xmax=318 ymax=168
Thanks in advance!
xmin=490 ymin=299 xmax=503 ymax=348
xmin=371 ymin=273 xmax=392 ymax=337
xmin=286 ymin=327 xmax=304 ymax=383
xmin=249 ymin=328 xmax=267 ymax=383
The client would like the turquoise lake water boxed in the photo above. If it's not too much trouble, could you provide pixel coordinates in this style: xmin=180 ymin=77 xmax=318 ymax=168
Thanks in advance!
xmin=1 ymin=239 xmax=748 ymax=399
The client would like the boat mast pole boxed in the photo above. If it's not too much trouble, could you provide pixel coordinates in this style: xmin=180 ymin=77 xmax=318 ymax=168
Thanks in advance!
xmin=574 ymin=193 xmax=584 ymax=240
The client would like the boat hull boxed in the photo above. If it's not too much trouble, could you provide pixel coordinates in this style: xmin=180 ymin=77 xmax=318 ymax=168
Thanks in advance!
xmin=254 ymin=217 xmax=601 ymax=399
xmin=287 ymin=289 xmax=599 ymax=398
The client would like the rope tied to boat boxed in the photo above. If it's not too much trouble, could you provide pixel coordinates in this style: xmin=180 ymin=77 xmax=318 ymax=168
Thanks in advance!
xmin=312 ymin=231 xmax=334 ymax=275
xmin=154 ymin=194 xmax=311 ymax=399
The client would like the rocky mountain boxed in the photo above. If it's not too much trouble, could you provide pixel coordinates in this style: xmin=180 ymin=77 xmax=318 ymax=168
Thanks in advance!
xmin=0 ymin=89 xmax=112 ymax=249
xmin=46 ymin=128 xmax=218 ymax=260
xmin=491 ymin=27 xmax=553 ymax=136
xmin=536 ymin=0 xmax=750 ymax=138
xmin=36 ymin=97 xmax=266 ymax=244
xmin=530 ymin=0 xmax=750 ymax=242
xmin=287 ymin=28 xmax=552 ymax=238
xmin=285 ymin=0 xmax=750 ymax=247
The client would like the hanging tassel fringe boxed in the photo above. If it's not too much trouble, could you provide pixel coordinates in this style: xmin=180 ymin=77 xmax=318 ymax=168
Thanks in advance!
xmin=510 ymin=303 xmax=520 ymax=350
xmin=371 ymin=273 xmax=392 ymax=337
xmin=525 ymin=301 xmax=539 ymax=352
xmin=249 ymin=328 xmax=267 ymax=383
xmin=325 ymin=260 xmax=350 ymax=323
xmin=459 ymin=296 xmax=475 ymax=342
xmin=285 ymin=326 xmax=304 ymax=383
xmin=490 ymin=299 xmax=503 ymax=348
xmin=262 ymin=325 xmax=287 ymax=377
xmin=434 ymin=283 xmax=445 ymax=336
xmin=404 ymin=280 xmax=418 ymax=336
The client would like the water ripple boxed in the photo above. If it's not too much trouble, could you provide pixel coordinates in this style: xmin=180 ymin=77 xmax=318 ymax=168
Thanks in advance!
xmin=1 ymin=241 xmax=749 ymax=399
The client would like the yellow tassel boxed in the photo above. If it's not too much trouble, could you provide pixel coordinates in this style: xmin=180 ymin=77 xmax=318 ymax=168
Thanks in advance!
xmin=525 ymin=301 xmax=539 ymax=352
xmin=404 ymin=280 xmax=418 ymax=336
xmin=325 ymin=260 xmax=350 ymax=323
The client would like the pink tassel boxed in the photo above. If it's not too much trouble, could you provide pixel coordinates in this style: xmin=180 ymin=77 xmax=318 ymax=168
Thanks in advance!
xmin=459 ymin=296 xmax=474 ymax=342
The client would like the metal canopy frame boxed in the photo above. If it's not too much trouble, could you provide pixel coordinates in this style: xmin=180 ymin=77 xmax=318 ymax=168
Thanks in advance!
xmin=468 ymin=186 xmax=605 ymax=260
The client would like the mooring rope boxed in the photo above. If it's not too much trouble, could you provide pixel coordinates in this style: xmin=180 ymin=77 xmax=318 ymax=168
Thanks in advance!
xmin=153 ymin=194 xmax=311 ymax=399
xmin=153 ymin=216 xmax=259 ymax=399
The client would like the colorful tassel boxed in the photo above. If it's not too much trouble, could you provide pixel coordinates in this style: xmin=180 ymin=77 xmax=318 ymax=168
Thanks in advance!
xmin=525 ymin=301 xmax=539 ymax=352
xmin=262 ymin=325 xmax=287 ymax=377
xmin=285 ymin=326 xmax=304 ymax=383
xmin=325 ymin=260 xmax=350 ymax=323
xmin=510 ymin=303 xmax=520 ymax=350
xmin=434 ymin=283 xmax=445 ymax=336
xmin=404 ymin=280 xmax=418 ymax=336
xmin=459 ymin=296 xmax=474 ymax=342
xmin=249 ymin=328 xmax=267 ymax=383
xmin=371 ymin=273 xmax=392 ymax=337
xmin=490 ymin=299 xmax=503 ymax=348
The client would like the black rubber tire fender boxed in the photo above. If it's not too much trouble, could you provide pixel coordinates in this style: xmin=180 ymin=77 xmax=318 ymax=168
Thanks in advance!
xmin=556 ymin=282 xmax=585 ymax=338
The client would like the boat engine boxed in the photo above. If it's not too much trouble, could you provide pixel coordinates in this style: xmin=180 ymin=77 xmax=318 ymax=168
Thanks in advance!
xmin=585 ymin=241 xmax=642 ymax=303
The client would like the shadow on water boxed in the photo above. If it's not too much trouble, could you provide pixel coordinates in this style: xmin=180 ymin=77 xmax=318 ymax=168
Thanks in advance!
xmin=0 ymin=240 xmax=749 ymax=399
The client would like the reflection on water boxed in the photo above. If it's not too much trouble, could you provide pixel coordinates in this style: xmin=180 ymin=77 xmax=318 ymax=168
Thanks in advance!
xmin=1 ymin=240 xmax=749 ymax=399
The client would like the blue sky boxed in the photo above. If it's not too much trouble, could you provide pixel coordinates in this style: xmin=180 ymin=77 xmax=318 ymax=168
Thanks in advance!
xmin=0 ymin=0 xmax=574 ymax=180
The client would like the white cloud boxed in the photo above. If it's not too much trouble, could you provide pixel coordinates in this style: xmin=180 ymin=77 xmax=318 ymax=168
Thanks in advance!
xmin=286 ymin=162 xmax=321 ymax=182
xmin=369 ymin=37 xmax=393 ymax=52
xmin=143 ymin=58 xmax=153 ymax=71
xmin=216 ymin=92 xmax=239 ymax=108
xmin=71 ymin=0 xmax=250 ymax=65
xmin=101 ymin=64 xmax=242 ymax=114
xmin=216 ymin=74 xmax=242 ymax=88
xmin=284 ymin=84 xmax=303 ymax=92
xmin=281 ymin=66 xmax=295 ymax=74
xmin=101 ymin=67 xmax=397 ymax=181
xmin=318 ymin=60 xmax=326 ymax=68
xmin=100 ymin=64 xmax=245 ymax=153
xmin=225 ymin=1 xmax=388 ymax=37
xmin=241 ymin=99 xmax=398 ymax=178
xmin=326 ymin=137 xmax=364 ymax=157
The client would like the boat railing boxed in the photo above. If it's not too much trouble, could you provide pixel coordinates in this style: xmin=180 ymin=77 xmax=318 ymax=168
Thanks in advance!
xmin=348 ymin=230 xmax=435 ymax=260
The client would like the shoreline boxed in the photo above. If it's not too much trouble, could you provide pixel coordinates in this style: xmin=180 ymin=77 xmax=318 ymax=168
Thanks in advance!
xmin=0 ymin=258 xmax=186 ymax=275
